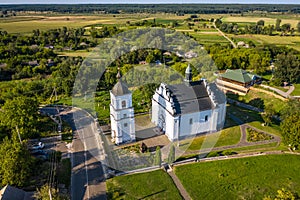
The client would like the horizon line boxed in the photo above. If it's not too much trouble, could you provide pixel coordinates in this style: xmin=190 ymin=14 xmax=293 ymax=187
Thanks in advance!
xmin=0 ymin=3 xmax=300 ymax=5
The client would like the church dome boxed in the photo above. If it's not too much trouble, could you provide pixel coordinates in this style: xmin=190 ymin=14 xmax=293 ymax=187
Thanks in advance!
xmin=111 ymin=80 xmax=130 ymax=96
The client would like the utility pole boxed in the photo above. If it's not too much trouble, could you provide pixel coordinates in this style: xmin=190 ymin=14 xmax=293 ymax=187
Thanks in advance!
xmin=15 ymin=126 xmax=22 ymax=144
xmin=48 ymin=188 xmax=53 ymax=200
xmin=50 ymin=86 xmax=58 ymax=102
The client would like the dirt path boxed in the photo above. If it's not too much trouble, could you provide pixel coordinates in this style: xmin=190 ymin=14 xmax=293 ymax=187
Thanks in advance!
xmin=213 ymin=21 xmax=237 ymax=48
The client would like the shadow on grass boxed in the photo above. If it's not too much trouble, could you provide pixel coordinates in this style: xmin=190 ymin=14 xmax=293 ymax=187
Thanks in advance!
xmin=226 ymin=104 xmax=263 ymax=126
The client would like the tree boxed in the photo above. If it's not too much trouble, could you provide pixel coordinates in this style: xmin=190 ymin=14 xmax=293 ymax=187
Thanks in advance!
xmin=0 ymin=137 xmax=33 ymax=187
xmin=262 ymin=104 xmax=276 ymax=126
xmin=167 ymin=143 xmax=175 ymax=164
xmin=155 ymin=146 xmax=162 ymax=167
xmin=276 ymin=19 xmax=281 ymax=31
xmin=257 ymin=20 xmax=265 ymax=26
xmin=274 ymin=52 xmax=300 ymax=84
xmin=34 ymin=184 xmax=61 ymax=200
xmin=281 ymin=112 xmax=300 ymax=150
xmin=0 ymin=96 xmax=39 ymax=139
xmin=281 ymin=23 xmax=291 ymax=32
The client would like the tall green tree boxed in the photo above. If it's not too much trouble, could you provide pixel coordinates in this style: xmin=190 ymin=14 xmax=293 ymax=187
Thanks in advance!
xmin=167 ymin=143 xmax=175 ymax=164
xmin=155 ymin=146 xmax=162 ymax=167
xmin=274 ymin=52 xmax=300 ymax=84
xmin=262 ymin=103 xmax=276 ymax=126
xmin=281 ymin=112 xmax=300 ymax=150
xmin=0 ymin=137 xmax=33 ymax=187
xmin=275 ymin=19 xmax=281 ymax=31
xmin=0 ymin=96 xmax=39 ymax=139
xmin=257 ymin=20 xmax=265 ymax=26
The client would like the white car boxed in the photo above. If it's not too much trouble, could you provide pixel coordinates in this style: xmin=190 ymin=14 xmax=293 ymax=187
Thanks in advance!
xmin=31 ymin=142 xmax=45 ymax=150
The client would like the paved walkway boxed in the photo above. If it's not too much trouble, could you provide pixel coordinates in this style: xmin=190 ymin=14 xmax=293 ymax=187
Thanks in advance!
xmin=260 ymin=84 xmax=295 ymax=98
xmin=167 ymin=170 xmax=192 ymax=200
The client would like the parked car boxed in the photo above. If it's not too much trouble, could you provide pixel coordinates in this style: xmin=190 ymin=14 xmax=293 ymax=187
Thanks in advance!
xmin=30 ymin=142 xmax=45 ymax=150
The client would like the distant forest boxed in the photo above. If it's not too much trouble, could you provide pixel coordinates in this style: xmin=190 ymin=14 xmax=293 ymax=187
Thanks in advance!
xmin=0 ymin=4 xmax=300 ymax=14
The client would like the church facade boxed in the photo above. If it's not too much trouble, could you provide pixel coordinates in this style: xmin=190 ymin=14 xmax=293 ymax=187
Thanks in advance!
xmin=151 ymin=65 xmax=226 ymax=141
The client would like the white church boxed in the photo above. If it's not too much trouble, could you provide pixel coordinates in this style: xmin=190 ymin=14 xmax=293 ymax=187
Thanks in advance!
xmin=110 ymin=65 xmax=226 ymax=144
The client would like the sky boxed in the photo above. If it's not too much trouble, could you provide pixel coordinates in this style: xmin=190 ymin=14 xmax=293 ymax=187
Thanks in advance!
xmin=0 ymin=0 xmax=299 ymax=4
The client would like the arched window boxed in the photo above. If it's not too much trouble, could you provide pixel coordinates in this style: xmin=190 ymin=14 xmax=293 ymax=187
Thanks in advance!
xmin=122 ymin=100 xmax=126 ymax=108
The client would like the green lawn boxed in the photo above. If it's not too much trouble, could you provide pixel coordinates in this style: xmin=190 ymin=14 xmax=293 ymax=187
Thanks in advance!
xmin=227 ymin=104 xmax=282 ymax=137
xmin=233 ymin=89 xmax=287 ymax=113
xmin=175 ymin=154 xmax=300 ymax=200
xmin=291 ymin=84 xmax=300 ymax=96
xmin=180 ymin=117 xmax=241 ymax=151
xmin=106 ymin=169 xmax=182 ymax=200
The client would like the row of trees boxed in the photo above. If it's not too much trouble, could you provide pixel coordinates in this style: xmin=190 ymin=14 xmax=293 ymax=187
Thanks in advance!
xmin=215 ymin=18 xmax=300 ymax=36
xmin=1 ymin=4 xmax=300 ymax=14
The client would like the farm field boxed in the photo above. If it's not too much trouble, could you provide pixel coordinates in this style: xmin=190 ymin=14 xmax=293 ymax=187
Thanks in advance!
xmin=175 ymin=154 xmax=300 ymax=200
xmin=229 ymin=34 xmax=300 ymax=51
xmin=223 ymin=16 xmax=300 ymax=28
xmin=0 ymin=13 xmax=186 ymax=33
xmin=106 ymin=169 xmax=182 ymax=200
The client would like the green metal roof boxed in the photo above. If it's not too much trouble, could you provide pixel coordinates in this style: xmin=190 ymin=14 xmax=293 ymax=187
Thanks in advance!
xmin=220 ymin=69 xmax=259 ymax=83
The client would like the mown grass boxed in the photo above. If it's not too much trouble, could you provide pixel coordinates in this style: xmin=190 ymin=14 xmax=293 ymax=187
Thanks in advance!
xmin=175 ymin=154 xmax=300 ymax=200
xmin=291 ymin=84 xmax=300 ymax=96
xmin=106 ymin=169 xmax=182 ymax=200
xmin=189 ymin=32 xmax=229 ymax=45
xmin=180 ymin=117 xmax=241 ymax=151
xmin=230 ymin=89 xmax=287 ymax=113
xmin=226 ymin=104 xmax=282 ymax=137
xmin=232 ymin=142 xmax=279 ymax=152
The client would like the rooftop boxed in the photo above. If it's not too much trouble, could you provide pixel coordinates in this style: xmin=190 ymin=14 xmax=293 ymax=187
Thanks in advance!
xmin=167 ymin=80 xmax=213 ymax=115
xmin=220 ymin=69 xmax=259 ymax=83
xmin=111 ymin=80 xmax=131 ymax=96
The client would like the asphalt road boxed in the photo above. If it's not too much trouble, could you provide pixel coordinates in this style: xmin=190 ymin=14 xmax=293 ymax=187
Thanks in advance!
xmin=41 ymin=106 xmax=107 ymax=200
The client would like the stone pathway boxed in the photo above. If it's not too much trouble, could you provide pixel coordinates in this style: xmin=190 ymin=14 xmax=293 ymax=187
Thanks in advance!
xmin=260 ymin=84 xmax=295 ymax=98
xmin=167 ymin=170 xmax=192 ymax=200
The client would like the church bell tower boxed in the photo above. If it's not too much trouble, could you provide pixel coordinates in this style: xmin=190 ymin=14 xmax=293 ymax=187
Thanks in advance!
xmin=110 ymin=68 xmax=135 ymax=145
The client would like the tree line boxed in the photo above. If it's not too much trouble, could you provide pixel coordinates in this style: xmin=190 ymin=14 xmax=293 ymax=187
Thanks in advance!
xmin=215 ymin=18 xmax=300 ymax=36
xmin=1 ymin=4 xmax=300 ymax=14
